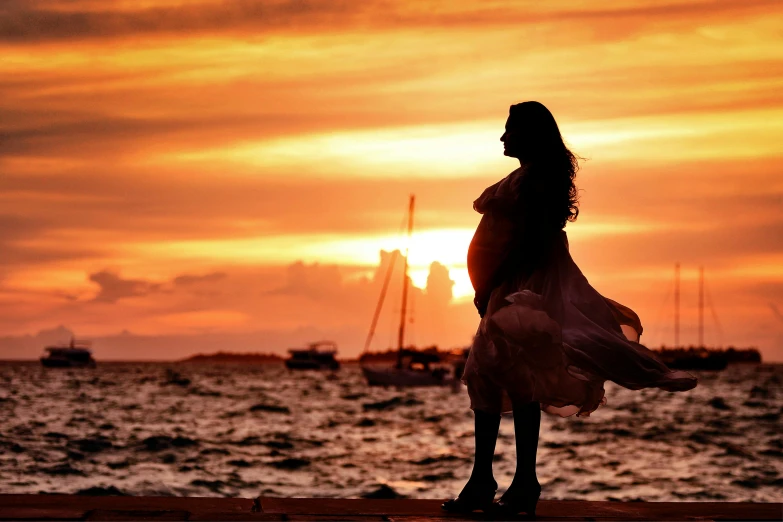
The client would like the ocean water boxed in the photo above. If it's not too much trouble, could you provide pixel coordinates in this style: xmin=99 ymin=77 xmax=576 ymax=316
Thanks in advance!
xmin=0 ymin=361 xmax=780 ymax=501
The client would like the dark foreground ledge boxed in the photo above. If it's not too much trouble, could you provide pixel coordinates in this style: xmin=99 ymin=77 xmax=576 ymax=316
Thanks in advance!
xmin=0 ymin=495 xmax=780 ymax=521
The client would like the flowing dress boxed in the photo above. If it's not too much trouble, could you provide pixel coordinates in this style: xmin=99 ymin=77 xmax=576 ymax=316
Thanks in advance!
xmin=462 ymin=167 xmax=697 ymax=417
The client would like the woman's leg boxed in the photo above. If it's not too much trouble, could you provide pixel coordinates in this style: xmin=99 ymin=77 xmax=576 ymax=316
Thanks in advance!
xmin=445 ymin=357 xmax=502 ymax=511
xmin=442 ymin=407 xmax=501 ymax=512
xmin=493 ymin=400 xmax=542 ymax=515
xmin=463 ymin=409 xmax=501 ymax=492
xmin=505 ymin=400 xmax=541 ymax=495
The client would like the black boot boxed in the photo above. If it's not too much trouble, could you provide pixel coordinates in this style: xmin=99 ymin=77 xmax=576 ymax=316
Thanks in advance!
xmin=442 ymin=410 xmax=500 ymax=513
xmin=494 ymin=401 xmax=541 ymax=517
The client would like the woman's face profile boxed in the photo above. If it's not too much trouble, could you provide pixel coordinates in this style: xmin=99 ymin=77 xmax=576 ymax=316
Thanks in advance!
xmin=500 ymin=117 xmax=525 ymax=159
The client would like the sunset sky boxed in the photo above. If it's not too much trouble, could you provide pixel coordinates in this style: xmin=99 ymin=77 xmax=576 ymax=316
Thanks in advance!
xmin=1 ymin=0 xmax=782 ymax=360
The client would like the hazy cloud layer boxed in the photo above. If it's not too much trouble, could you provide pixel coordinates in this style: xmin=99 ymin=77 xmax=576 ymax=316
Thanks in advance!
xmin=1 ymin=1 xmax=775 ymax=42
xmin=0 ymin=252 xmax=479 ymax=359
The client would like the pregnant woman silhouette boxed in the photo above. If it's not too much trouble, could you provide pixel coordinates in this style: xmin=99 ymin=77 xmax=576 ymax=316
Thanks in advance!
xmin=442 ymin=101 xmax=698 ymax=517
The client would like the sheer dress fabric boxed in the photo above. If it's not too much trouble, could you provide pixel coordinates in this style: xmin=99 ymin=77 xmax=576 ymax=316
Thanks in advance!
xmin=463 ymin=167 xmax=697 ymax=417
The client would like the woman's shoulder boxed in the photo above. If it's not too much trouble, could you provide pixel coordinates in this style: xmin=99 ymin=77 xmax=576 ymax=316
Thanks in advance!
xmin=473 ymin=166 xmax=527 ymax=214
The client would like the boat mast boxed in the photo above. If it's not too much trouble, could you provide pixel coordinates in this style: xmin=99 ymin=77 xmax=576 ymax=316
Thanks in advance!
xmin=396 ymin=194 xmax=415 ymax=369
xmin=698 ymin=266 xmax=704 ymax=348
xmin=674 ymin=263 xmax=680 ymax=348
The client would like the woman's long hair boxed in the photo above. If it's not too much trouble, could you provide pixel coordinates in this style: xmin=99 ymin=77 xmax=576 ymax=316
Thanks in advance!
xmin=509 ymin=101 xmax=580 ymax=229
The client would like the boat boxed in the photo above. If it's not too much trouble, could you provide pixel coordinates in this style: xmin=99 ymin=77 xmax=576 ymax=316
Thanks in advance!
xmin=652 ymin=264 xmax=762 ymax=370
xmin=360 ymin=195 xmax=461 ymax=387
xmin=40 ymin=339 xmax=96 ymax=368
xmin=284 ymin=341 xmax=340 ymax=370
xmin=361 ymin=347 xmax=459 ymax=386
xmin=655 ymin=346 xmax=761 ymax=371
xmin=656 ymin=347 xmax=729 ymax=371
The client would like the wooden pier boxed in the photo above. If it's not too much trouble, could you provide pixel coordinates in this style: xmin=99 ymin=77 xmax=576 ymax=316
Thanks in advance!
xmin=0 ymin=495 xmax=780 ymax=520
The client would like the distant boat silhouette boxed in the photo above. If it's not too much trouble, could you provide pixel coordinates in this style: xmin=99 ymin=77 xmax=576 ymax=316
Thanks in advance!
xmin=285 ymin=341 xmax=340 ymax=371
xmin=40 ymin=338 xmax=96 ymax=368
xmin=653 ymin=264 xmax=761 ymax=370
xmin=360 ymin=195 xmax=460 ymax=387
xmin=655 ymin=346 xmax=761 ymax=371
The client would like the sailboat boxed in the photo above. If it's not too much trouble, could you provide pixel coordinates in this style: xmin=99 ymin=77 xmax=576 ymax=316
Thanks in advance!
xmin=360 ymin=195 xmax=460 ymax=387
xmin=652 ymin=264 xmax=760 ymax=370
